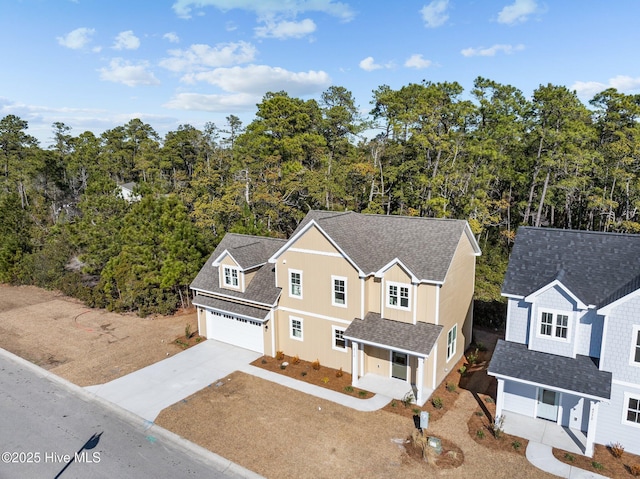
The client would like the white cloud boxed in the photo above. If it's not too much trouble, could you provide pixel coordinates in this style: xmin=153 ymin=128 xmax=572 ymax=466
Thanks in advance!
xmin=497 ymin=0 xmax=538 ymax=25
xmin=172 ymin=0 xmax=355 ymax=21
xmin=461 ymin=43 xmax=525 ymax=57
xmin=182 ymin=65 xmax=331 ymax=96
xmin=420 ymin=0 xmax=449 ymax=28
xmin=57 ymin=27 xmax=96 ymax=49
xmin=163 ymin=32 xmax=180 ymax=43
xmin=255 ymin=18 xmax=316 ymax=39
xmin=572 ymin=75 xmax=640 ymax=98
xmin=159 ymin=41 xmax=257 ymax=72
xmin=404 ymin=54 xmax=432 ymax=69
xmin=99 ymin=59 xmax=160 ymax=87
xmin=113 ymin=30 xmax=140 ymax=50
xmin=163 ymin=92 xmax=259 ymax=112
xmin=359 ymin=56 xmax=382 ymax=71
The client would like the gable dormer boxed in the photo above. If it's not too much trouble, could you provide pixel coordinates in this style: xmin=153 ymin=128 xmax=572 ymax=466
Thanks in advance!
xmin=213 ymin=251 xmax=245 ymax=292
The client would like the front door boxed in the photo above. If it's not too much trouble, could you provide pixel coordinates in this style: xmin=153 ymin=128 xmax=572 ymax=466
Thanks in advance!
xmin=537 ymin=388 xmax=559 ymax=422
xmin=391 ymin=352 xmax=408 ymax=381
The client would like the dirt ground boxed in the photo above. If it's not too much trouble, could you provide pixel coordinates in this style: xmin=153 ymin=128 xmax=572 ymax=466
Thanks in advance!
xmin=0 ymin=284 xmax=197 ymax=386
xmin=2 ymin=285 xmax=633 ymax=478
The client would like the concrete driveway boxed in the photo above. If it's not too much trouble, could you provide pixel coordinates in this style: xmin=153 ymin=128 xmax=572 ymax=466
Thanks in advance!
xmin=85 ymin=340 xmax=261 ymax=422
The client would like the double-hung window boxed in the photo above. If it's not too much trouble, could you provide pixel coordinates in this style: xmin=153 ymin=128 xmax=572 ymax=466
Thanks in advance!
xmin=387 ymin=282 xmax=410 ymax=310
xmin=223 ymin=266 xmax=239 ymax=288
xmin=624 ymin=393 xmax=640 ymax=427
xmin=538 ymin=311 xmax=569 ymax=340
xmin=631 ymin=326 xmax=640 ymax=366
xmin=290 ymin=317 xmax=303 ymax=341
xmin=447 ymin=325 xmax=457 ymax=361
xmin=289 ymin=269 xmax=302 ymax=298
xmin=333 ymin=327 xmax=346 ymax=351
xmin=332 ymin=276 xmax=347 ymax=307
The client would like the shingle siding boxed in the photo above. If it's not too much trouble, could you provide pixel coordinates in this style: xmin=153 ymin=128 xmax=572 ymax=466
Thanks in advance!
xmin=602 ymin=295 xmax=640 ymax=384
xmin=595 ymin=383 xmax=640 ymax=456
xmin=505 ymin=298 xmax=529 ymax=344
xmin=529 ymin=286 xmax=578 ymax=358
xmin=575 ymin=310 xmax=603 ymax=358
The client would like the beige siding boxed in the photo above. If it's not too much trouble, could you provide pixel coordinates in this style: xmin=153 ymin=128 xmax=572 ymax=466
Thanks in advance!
xmin=273 ymin=312 xmax=351 ymax=372
xmin=433 ymin=233 xmax=477 ymax=386
xmin=220 ymin=254 xmax=239 ymax=267
xmin=416 ymin=283 xmax=438 ymax=324
xmin=219 ymin=255 xmax=242 ymax=292
xmin=364 ymin=344 xmax=390 ymax=376
xmin=365 ymin=277 xmax=381 ymax=315
xmin=289 ymin=225 xmax=342 ymax=254
xmin=244 ymin=269 xmax=257 ymax=286
xmin=197 ymin=307 xmax=207 ymax=336
xmin=380 ymin=264 xmax=413 ymax=323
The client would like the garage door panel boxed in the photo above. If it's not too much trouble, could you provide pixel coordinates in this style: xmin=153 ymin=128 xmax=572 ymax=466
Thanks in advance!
xmin=206 ymin=310 xmax=264 ymax=354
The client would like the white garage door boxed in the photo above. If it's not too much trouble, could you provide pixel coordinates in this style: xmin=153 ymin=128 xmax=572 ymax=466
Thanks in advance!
xmin=205 ymin=310 xmax=264 ymax=354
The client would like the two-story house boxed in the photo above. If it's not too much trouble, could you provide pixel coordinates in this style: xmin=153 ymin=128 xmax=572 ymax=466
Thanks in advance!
xmin=488 ymin=227 xmax=640 ymax=456
xmin=191 ymin=210 xmax=481 ymax=405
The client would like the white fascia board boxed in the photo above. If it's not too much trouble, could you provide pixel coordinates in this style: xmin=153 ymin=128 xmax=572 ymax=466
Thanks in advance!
xmin=463 ymin=222 xmax=482 ymax=256
xmin=487 ymin=373 xmax=610 ymax=403
xmin=342 ymin=335 xmax=428 ymax=358
xmin=502 ymin=293 xmax=525 ymax=300
xmin=211 ymin=250 xmax=242 ymax=270
xmin=194 ymin=302 xmax=269 ymax=323
xmin=374 ymin=257 xmax=419 ymax=283
xmin=524 ymin=280 xmax=587 ymax=310
xmin=598 ymin=287 xmax=640 ymax=315
xmin=267 ymin=219 xmax=364 ymax=275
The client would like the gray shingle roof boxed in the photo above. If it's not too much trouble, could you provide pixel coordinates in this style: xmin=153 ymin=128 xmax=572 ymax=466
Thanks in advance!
xmin=502 ymin=227 xmax=640 ymax=307
xmin=190 ymin=234 xmax=285 ymax=305
xmin=293 ymin=211 xmax=478 ymax=282
xmin=343 ymin=312 xmax=442 ymax=357
xmin=192 ymin=294 xmax=269 ymax=321
xmin=488 ymin=340 xmax=612 ymax=400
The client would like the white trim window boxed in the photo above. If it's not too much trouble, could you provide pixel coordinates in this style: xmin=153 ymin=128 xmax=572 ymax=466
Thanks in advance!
xmin=332 ymin=326 xmax=346 ymax=351
xmin=538 ymin=310 xmax=570 ymax=341
xmin=447 ymin=325 xmax=457 ymax=361
xmin=332 ymin=276 xmax=347 ymax=307
xmin=387 ymin=281 xmax=410 ymax=310
xmin=631 ymin=326 xmax=640 ymax=366
xmin=623 ymin=392 xmax=640 ymax=428
xmin=222 ymin=266 xmax=240 ymax=288
xmin=290 ymin=316 xmax=303 ymax=341
xmin=289 ymin=269 xmax=302 ymax=299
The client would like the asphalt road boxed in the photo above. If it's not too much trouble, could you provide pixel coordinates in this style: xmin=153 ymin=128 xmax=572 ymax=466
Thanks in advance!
xmin=0 ymin=351 xmax=262 ymax=479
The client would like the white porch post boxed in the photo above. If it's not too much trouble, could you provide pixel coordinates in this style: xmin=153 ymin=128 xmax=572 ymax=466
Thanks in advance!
xmin=585 ymin=400 xmax=599 ymax=457
xmin=416 ymin=357 xmax=425 ymax=405
xmin=351 ymin=341 xmax=359 ymax=387
xmin=495 ymin=379 xmax=505 ymax=419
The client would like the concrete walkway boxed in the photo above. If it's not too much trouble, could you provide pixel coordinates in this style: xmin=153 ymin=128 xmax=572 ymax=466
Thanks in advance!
xmin=526 ymin=441 xmax=610 ymax=479
xmin=86 ymin=340 xmax=261 ymax=422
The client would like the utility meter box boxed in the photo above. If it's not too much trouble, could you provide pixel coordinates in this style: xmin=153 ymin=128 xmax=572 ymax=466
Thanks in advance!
xmin=420 ymin=411 xmax=429 ymax=430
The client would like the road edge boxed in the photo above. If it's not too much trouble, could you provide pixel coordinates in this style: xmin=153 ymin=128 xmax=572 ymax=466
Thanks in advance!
xmin=0 ymin=347 xmax=264 ymax=479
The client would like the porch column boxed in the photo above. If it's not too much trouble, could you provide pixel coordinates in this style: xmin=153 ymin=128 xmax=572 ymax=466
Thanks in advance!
xmin=495 ymin=379 xmax=505 ymax=418
xmin=416 ymin=357 xmax=425 ymax=405
xmin=351 ymin=341 xmax=359 ymax=387
xmin=585 ymin=400 xmax=599 ymax=457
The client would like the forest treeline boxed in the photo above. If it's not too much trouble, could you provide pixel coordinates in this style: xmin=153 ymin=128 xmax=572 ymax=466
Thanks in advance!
xmin=1 ymin=78 xmax=639 ymax=318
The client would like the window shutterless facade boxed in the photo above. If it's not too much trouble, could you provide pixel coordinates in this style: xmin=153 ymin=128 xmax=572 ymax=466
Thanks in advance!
xmin=447 ymin=325 xmax=457 ymax=361
xmin=332 ymin=276 xmax=347 ymax=307
xmin=623 ymin=393 xmax=640 ymax=427
xmin=290 ymin=317 xmax=303 ymax=341
xmin=289 ymin=269 xmax=302 ymax=298
xmin=631 ymin=326 xmax=640 ymax=366
xmin=223 ymin=266 xmax=239 ymax=288
xmin=332 ymin=326 xmax=346 ymax=351
xmin=538 ymin=310 xmax=570 ymax=340
xmin=387 ymin=281 xmax=410 ymax=310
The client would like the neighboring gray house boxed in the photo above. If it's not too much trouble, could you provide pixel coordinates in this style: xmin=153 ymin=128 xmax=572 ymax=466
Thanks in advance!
xmin=488 ymin=227 xmax=640 ymax=456
xmin=118 ymin=182 xmax=141 ymax=202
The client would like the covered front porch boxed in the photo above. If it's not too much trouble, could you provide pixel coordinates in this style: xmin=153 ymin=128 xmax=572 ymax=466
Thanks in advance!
xmin=344 ymin=312 xmax=442 ymax=406
xmin=501 ymin=411 xmax=588 ymax=455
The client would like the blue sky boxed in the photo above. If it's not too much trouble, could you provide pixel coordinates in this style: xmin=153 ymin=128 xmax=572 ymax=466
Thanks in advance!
xmin=2 ymin=0 xmax=640 ymax=145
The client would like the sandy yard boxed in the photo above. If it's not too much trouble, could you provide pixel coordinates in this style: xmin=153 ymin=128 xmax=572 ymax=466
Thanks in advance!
xmin=0 ymin=284 xmax=585 ymax=478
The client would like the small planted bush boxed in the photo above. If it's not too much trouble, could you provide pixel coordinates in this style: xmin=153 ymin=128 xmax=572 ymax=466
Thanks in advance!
xmin=185 ymin=323 xmax=192 ymax=339
xmin=432 ymin=397 xmax=443 ymax=409
xmin=609 ymin=442 xmax=624 ymax=458
xmin=335 ymin=367 xmax=343 ymax=378
xmin=412 ymin=407 xmax=421 ymax=415
xmin=591 ymin=461 xmax=604 ymax=471
xmin=344 ymin=385 xmax=354 ymax=393
xmin=358 ymin=390 xmax=367 ymax=398
xmin=275 ymin=350 xmax=285 ymax=360
xmin=291 ymin=354 xmax=300 ymax=365
xmin=322 ymin=376 xmax=329 ymax=384
xmin=446 ymin=382 xmax=457 ymax=392
xmin=311 ymin=359 xmax=321 ymax=370
xmin=629 ymin=464 xmax=640 ymax=476
xmin=401 ymin=392 xmax=414 ymax=407
xmin=512 ymin=440 xmax=521 ymax=451
xmin=467 ymin=348 xmax=479 ymax=365
xmin=491 ymin=415 xmax=505 ymax=439
xmin=564 ymin=453 xmax=575 ymax=462
xmin=458 ymin=365 xmax=467 ymax=375
xmin=476 ymin=429 xmax=485 ymax=439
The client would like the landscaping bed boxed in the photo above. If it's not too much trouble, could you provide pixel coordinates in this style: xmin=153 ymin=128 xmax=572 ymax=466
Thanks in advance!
xmin=553 ymin=444 xmax=640 ymax=478
xmin=252 ymin=353 xmax=373 ymax=399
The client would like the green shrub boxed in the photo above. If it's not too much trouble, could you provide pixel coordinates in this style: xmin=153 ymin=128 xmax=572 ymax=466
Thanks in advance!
xmin=564 ymin=453 xmax=575 ymax=462
xmin=476 ymin=430 xmax=485 ymax=439
xmin=591 ymin=461 xmax=604 ymax=471
xmin=432 ymin=397 xmax=443 ymax=409
xmin=446 ymin=383 xmax=457 ymax=392
xmin=512 ymin=440 xmax=521 ymax=450
xmin=344 ymin=385 xmax=354 ymax=393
